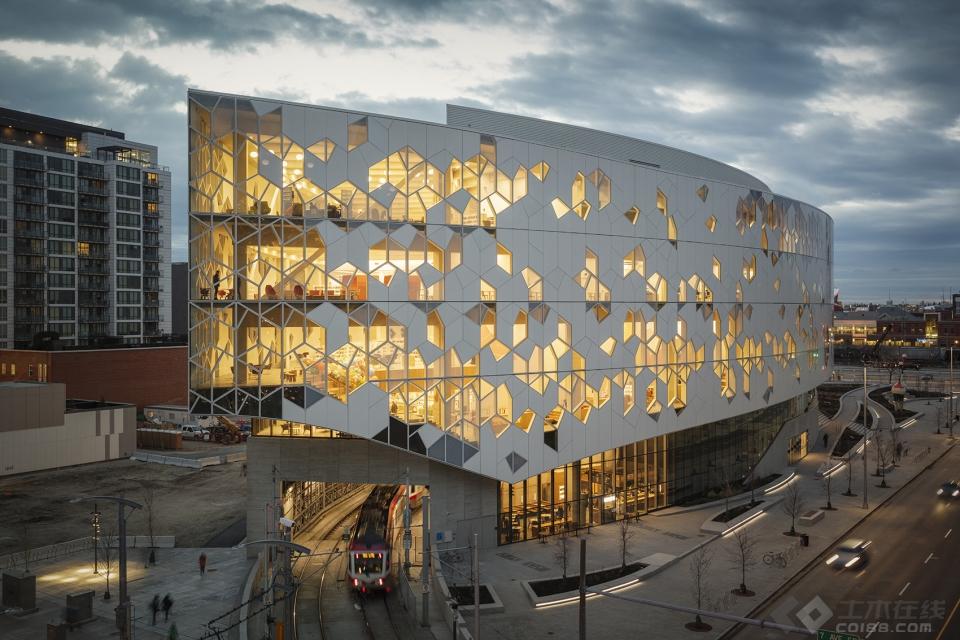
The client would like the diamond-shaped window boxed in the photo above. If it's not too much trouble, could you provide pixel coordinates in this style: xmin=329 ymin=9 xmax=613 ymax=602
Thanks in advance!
xmin=307 ymin=138 xmax=336 ymax=162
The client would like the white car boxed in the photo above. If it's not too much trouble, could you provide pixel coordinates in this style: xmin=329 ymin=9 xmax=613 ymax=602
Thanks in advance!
xmin=179 ymin=424 xmax=210 ymax=441
xmin=825 ymin=539 xmax=871 ymax=570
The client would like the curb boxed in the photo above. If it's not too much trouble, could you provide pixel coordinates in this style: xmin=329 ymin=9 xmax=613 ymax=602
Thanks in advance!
xmin=716 ymin=441 xmax=957 ymax=639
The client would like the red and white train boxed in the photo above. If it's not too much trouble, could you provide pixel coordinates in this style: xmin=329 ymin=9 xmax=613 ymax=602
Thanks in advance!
xmin=346 ymin=485 xmax=404 ymax=593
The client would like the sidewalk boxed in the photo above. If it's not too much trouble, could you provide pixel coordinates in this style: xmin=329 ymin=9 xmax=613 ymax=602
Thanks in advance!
xmin=461 ymin=393 xmax=955 ymax=640
xmin=0 ymin=547 xmax=250 ymax=640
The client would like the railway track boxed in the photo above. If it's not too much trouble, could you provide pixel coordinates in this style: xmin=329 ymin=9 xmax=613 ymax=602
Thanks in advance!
xmin=357 ymin=591 xmax=406 ymax=640
xmin=292 ymin=490 xmax=368 ymax=640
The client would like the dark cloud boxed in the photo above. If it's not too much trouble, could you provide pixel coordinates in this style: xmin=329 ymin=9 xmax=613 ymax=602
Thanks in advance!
xmin=456 ymin=0 xmax=960 ymax=302
xmin=0 ymin=0 xmax=436 ymax=50
xmin=0 ymin=49 xmax=190 ymax=252
xmin=1 ymin=0 xmax=957 ymax=302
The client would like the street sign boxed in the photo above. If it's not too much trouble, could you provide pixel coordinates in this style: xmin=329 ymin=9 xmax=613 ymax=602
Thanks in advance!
xmin=817 ymin=630 xmax=860 ymax=640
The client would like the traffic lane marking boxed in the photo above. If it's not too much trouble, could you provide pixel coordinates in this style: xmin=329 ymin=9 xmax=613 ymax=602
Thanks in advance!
xmin=924 ymin=552 xmax=934 ymax=564
xmin=898 ymin=582 xmax=910 ymax=596
xmin=935 ymin=595 xmax=960 ymax=640
xmin=946 ymin=528 xmax=952 ymax=539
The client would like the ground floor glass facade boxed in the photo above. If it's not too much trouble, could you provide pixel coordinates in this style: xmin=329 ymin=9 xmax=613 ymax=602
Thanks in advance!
xmin=497 ymin=392 xmax=810 ymax=544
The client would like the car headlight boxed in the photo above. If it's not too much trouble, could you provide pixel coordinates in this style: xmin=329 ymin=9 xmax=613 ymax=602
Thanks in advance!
xmin=938 ymin=489 xmax=944 ymax=495
xmin=844 ymin=557 xmax=860 ymax=568
xmin=953 ymin=490 xmax=959 ymax=497
xmin=826 ymin=554 xmax=839 ymax=565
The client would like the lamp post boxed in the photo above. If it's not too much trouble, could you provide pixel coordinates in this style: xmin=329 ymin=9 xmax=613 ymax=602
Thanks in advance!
xmin=240 ymin=537 xmax=311 ymax=640
xmin=862 ymin=361 xmax=869 ymax=509
xmin=71 ymin=496 xmax=142 ymax=640
xmin=950 ymin=345 xmax=955 ymax=438
xmin=91 ymin=505 xmax=101 ymax=574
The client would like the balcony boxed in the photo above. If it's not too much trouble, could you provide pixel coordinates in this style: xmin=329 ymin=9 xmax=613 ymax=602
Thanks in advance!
xmin=14 ymin=241 xmax=45 ymax=256
xmin=79 ymin=211 xmax=110 ymax=226
xmin=78 ymin=164 xmax=106 ymax=180
xmin=79 ymin=262 xmax=111 ymax=275
xmin=78 ymin=196 xmax=109 ymax=212
xmin=78 ymin=228 xmax=108 ymax=243
xmin=78 ymin=180 xmax=108 ymax=196
xmin=79 ymin=310 xmax=110 ymax=323
xmin=13 ymin=170 xmax=44 ymax=188
xmin=14 ymin=291 xmax=44 ymax=305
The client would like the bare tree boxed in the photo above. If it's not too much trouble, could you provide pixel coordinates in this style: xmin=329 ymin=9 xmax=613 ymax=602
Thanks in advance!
xmin=554 ymin=533 xmax=572 ymax=579
xmin=727 ymin=528 xmax=757 ymax=596
xmin=842 ymin=451 xmax=857 ymax=497
xmin=98 ymin=519 xmax=118 ymax=600
xmin=721 ymin=478 xmax=735 ymax=518
xmin=685 ymin=544 xmax=714 ymax=632
xmin=17 ymin=519 xmax=34 ymax=574
xmin=875 ymin=431 xmax=894 ymax=489
xmin=618 ymin=518 xmax=633 ymax=570
xmin=822 ymin=470 xmax=836 ymax=510
xmin=780 ymin=482 xmax=806 ymax=536
xmin=140 ymin=480 xmax=158 ymax=564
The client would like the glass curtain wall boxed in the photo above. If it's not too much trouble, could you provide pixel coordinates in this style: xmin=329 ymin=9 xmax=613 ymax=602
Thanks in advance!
xmin=497 ymin=393 xmax=806 ymax=544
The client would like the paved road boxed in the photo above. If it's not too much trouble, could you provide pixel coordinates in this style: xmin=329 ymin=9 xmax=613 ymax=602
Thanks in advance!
xmin=728 ymin=445 xmax=960 ymax=640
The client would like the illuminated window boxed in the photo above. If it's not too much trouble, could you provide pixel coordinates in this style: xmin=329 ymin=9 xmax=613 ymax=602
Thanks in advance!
xmin=742 ymin=255 xmax=757 ymax=282
xmin=348 ymin=118 xmax=368 ymax=150
xmin=480 ymin=279 xmax=496 ymax=302
xmin=531 ymin=161 xmax=550 ymax=181
xmin=705 ymin=215 xmax=717 ymax=232
xmin=624 ymin=206 xmax=640 ymax=224
xmin=496 ymin=243 xmax=512 ymax=274
xmin=656 ymin=189 xmax=667 ymax=216
xmin=712 ymin=257 xmax=721 ymax=280
xmin=667 ymin=215 xmax=677 ymax=244
xmin=600 ymin=337 xmax=616 ymax=356
xmin=513 ymin=311 xmax=528 ymax=346
xmin=65 ymin=137 xmax=78 ymax=154
xmin=77 ymin=242 xmax=91 ymax=256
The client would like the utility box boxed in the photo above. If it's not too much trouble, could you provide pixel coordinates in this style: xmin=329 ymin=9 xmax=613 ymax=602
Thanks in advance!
xmin=46 ymin=623 xmax=68 ymax=640
xmin=66 ymin=590 xmax=95 ymax=626
xmin=2 ymin=571 xmax=37 ymax=612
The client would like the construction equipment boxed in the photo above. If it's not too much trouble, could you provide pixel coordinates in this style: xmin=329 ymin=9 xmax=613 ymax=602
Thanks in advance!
xmin=208 ymin=416 xmax=247 ymax=444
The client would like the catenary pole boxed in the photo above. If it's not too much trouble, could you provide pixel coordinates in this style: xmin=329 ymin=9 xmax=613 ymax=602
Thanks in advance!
xmin=422 ymin=495 xmax=430 ymax=627
xmin=579 ymin=538 xmax=586 ymax=640
xmin=473 ymin=532 xmax=480 ymax=640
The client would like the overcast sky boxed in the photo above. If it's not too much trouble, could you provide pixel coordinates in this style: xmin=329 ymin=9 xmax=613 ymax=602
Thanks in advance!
xmin=1 ymin=0 xmax=957 ymax=303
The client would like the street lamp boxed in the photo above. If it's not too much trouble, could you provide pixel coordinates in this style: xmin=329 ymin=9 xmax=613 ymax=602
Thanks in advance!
xmin=91 ymin=506 xmax=101 ymax=574
xmin=71 ymin=496 xmax=142 ymax=640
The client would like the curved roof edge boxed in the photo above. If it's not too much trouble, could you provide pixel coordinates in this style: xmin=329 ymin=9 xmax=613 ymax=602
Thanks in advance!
xmin=446 ymin=104 xmax=771 ymax=193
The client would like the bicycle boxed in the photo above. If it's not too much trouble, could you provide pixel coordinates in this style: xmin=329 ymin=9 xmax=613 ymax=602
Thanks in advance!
xmin=762 ymin=551 xmax=787 ymax=568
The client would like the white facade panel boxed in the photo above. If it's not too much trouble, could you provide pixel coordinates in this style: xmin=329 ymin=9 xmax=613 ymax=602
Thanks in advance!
xmin=188 ymin=91 xmax=833 ymax=485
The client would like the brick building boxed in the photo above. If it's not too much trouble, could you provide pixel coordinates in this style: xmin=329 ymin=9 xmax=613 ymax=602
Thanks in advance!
xmin=0 ymin=345 xmax=185 ymax=410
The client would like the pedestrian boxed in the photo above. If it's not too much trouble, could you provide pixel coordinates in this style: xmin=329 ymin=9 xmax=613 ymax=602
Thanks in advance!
xmin=162 ymin=593 xmax=173 ymax=621
xmin=149 ymin=594 xmax=160 ymax=626
xmin=168 ymin=623 xmax=179 ymax=640
xmin=212 ymin=270 xmax=221 ymax=300
xmin=199 ymin=552 xmax=207 ymax=576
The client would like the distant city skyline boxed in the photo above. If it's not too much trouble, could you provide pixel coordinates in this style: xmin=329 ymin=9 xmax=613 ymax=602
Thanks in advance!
xmin=0 ymin=0 xmax=956 ymax=302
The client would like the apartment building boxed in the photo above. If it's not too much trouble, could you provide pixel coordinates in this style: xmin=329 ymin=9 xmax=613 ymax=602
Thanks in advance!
xmin=0 ymin=107 xmax=172 ymax=347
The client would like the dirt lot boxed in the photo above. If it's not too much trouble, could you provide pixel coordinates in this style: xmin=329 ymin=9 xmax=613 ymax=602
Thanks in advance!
xmin=0 ymin=458 xmax=246 ymax=556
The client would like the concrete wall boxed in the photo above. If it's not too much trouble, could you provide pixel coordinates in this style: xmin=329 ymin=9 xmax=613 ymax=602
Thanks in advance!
xmin=0 ymin=382 xmax=64 ymax=430
xmin=246 ymin=436 xmax=498 ymax=553
xmin=0 ymin=402 xmax=136 ymax=476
